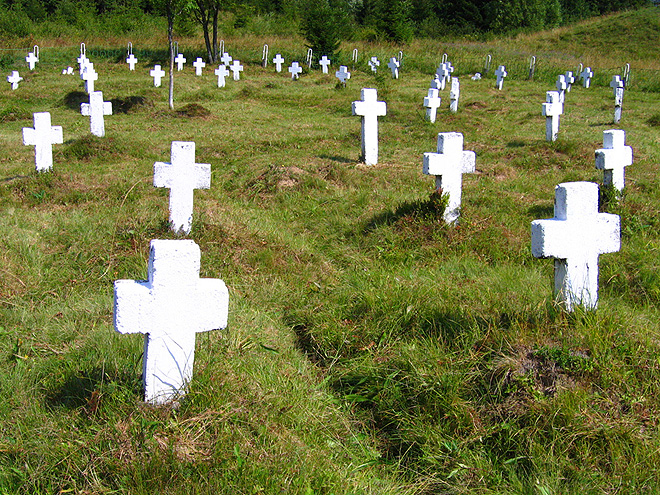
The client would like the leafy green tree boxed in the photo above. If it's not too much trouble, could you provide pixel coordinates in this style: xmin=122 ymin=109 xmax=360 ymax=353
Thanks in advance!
xmin=300 ymin=0 xmax=351 ymax=59
xmin=191 ymin=0 xmax=222 ymax=62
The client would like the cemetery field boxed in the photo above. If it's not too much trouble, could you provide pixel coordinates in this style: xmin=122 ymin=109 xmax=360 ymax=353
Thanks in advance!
xmin=2 ymin=21 xmax=660 ymax=494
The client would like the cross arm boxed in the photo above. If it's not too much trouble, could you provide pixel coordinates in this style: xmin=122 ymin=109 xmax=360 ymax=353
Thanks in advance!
xmin=194 ymin=279 xmax=229 ymax=332
xmin=114 ymin=280 xmax=152 ymax=335
xmin=22 ymin=127 xmax=36 ymax=146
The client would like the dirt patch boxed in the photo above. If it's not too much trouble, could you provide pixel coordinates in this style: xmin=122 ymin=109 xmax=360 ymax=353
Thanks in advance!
xmin=175 ymin=103 xmax=212 ymax=118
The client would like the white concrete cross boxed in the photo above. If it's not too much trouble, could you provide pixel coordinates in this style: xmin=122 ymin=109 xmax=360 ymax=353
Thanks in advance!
xmin=80 ymin=62 xmax=97 ymax=92
xmin=77 ymin=54 xmax=89 ymax=72
xmin=319 ymin=55 xmax=331 ymax=74
xmin=22 ymin=112 xmax=63 ymax=172
xmin=214 ymin=64 xmax=229 ymax=87
xmin=175 ymin=53 xmax=186 ymax=71
xmin=614 ymin=87 xmax=624 ymax=123
xmin=7 ymin=71 xmax=22 ymax=90
xmin=531 ymin=181 xmax=620 ymax=311
xmin=150 ymin=65 xmax=165 ymax=87
xmin=335 ymin=65 xmax=350 ymax=84
xmin=610 ymin=75 xmax=624 ymax=95
xmin=114 ymin=239 xmax=228 ymax=405
xmin=26 ymin=51 xmax=38 ymax=70
xmin=229 ymin=60 xmax=243 ymax=81
xmin=220 ymin=52 xmax=232 ymax=66
xmin=273 ymin=53 xmax=285 ymax=73
xmin=449 ymin=77 xmax=460 ymax=113
xmin=368 ymin=56 xmax=380 ymax=73
xmin=581 ymin=67 xmax=593 ymax=88
xmin=388 ymin=57 xmax=400 ymax=79
xmin=424 ymin=88 xmax=441 ymax=123
xmin=556 ymin=74 xmax=567 ymax=103
xmin=193 ymin=57 xmax=206 ymax=76
xmin=126 ymin=53 xmax=138 ymax=70
xmin=435 ymin=65 xmax=448 ymax=90
xmin=494 ymin=65 xmax=507 ymax=90
xmin=288 ymin=61 xmax=302 ymax=80
xmin=154 ymin=141 xmax=211 ymax=234
xmin=542 ymin=91 xmax=563 ymax=142
xmin=352 ymin=88 xmax=386 ymax=166
xmin=422 ymin=132 xmax=476 ymax=224
xmin=595 ymin=129 xmax=633 ymax=193
xmin=431 ymin=74 xmax=443 ymax=91
xmin=564 ymin=71 xmax=575 ymax=92
xmin=444 ymin=61 xmax=454 ymax=83
xmin=80 ymin=91 xmax=112 ymax=137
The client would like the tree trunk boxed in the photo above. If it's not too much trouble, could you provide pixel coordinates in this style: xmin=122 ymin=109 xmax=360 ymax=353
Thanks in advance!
xmin=168 ymin=17 xmax=174 ymax=110
xmin=212 ymin=7 xmax=219 ymax=62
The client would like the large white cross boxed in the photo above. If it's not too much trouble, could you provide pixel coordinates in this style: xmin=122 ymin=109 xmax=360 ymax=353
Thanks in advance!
xmin=273 ymin=53 xmax=285 ymax=73
xmin=114 ymin=239 xmax=228 ymax=405
xmin=352 ymin=88 xmax=386 ymax=166
xmin=531 ymin=182 xmax=620 ymax=311
xmin=368 ymin=56 xmax=380 ymax=73
xmin=150 ymin=65 xmax=165 ymax=87
xmin=174 ymin=53 xmax=186 ymax=71
xmin=422 ymin=132 xmax=476 ymax=224
xmin=153 ymin=141 xmax=211 ymax=234
xmin=388 ymin=57 xmax=400 ymax=79
xmin=7 ymin=71 xmax=22 ymax=90
xmin=126 ymin=53 xmax=138 ymax=70
xmin=22 ymin=112 xmax=63 ymax=173
xmin=26 ymin=51 xmax=38 ymax=70
xmin=595 ymin=129 xmax=632 ymax=193
xmin=220 ymin=52 xmax=232 ymax=66
xmin=581 ymin=67 xmax=593 ymax=88
xmin=423 ymin=88 xmax=441 ymax=123
xmin=335 ymin=65 xmax=350 ymax=84
xmin=319 ymin=56 xmax=331 ymax=74
xmin=494 ymin=65 xmax=507 ymax=90
xmin=288 ymin=62 xmax=302 ymax=80
xmin=215 ymin=64 xmax=229 ymax=87
xmin=449 ymin=77 xmax=460 ymax=113
xmin=81 ymin=91 xmax=112 ymax=137
xmin=193 ymin=57 xmax=206 ymax=76
xmin=555 ymin=74 xmax=567 ymax=103
xmin=229 ymin=60 xmax=243 ymax=81
xmin=542 ymin=90 xmax=563 ymax=142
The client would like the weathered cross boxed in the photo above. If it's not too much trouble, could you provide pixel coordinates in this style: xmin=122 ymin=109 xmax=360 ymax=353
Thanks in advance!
xmin=7 ymin=71 xmax=22 ymax=90
xmin=77 ymin=54 xmax=89 ymax=72
xmin=595 ymin=129 xmax=632 ymax=193
xmin=230 ymin=60 xmax=243 ymax=81
xmin=81 ymin=91 xmax=112 ymax=137
xmin=319 ymin=55 xmax=331 ymax=74
xmin=613 ymin=87 xmax=624 ymax=123
xmin=531 ymin=181 xmax=620 ymax=311
xmin=388 ymin=57 xmax=400 ymax=79
xmin=335 ymin=65 xmax=350 ymax=85
xmin=352 ymin=88 xmax=387 ymax=166
xmin=114 ymin=239 xmax=228 ymax=405
xmin=431 ymin=74 xmax=443 ymax=90
xmin=494 ymin=65 xmax=507 ymax=90
xmin=368 ymin=56 xmax=380 ymax=73
xmin=153 ymin=141 xmax=211 ymax=234
xmin=443 ymin=61 xmax=454 ymax=83
xmin=25 ymin=51 xmax=38 ymax=70
xmin=150 ymin=65 xmax=165 ymax=87
xmin=220 ymin=52 xmax=233 ymax=66
xmin=435 ymin=65 xmax=448 ymax=90
xmin=610 ymin=75 xmax=624 ymax=95
xmin=288 ymin=62 xmax=302 ymax=80
xmin=174 ymin=53 xmax=186 ymax=71
xmin=273 ymin=54 xmax=285 ymax=73
xmin=422 ymin=132 xmax=476 ymax=224
xmin=215 ymin=64 xmax=229 ymax=87
xmin=564 ymin=71 xmax=575 ymax=92
xmin=581 ymin=67 xmax=593 ymax=88
xmin=423 ymin=88 xmax=441 ymax=123
xmin=126 ymin=53 xmax=138 ymax=70
xmin=81 ymin=63 xmax=98 ymax=93
xmin=193 ymin=57 xmax=206 ymax=76
xmin=449 ymin=77 xmax=460 ymax=113
xmin=555 ymin=74 xmax=567 ymax=103
xmin=22 ymin=112 xmax=63 ymax=173
xmin=542 ymin=91 xmax=563 ymax=142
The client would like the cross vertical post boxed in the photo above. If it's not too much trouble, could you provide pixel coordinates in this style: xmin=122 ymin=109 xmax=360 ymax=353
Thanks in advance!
xmin=22 ymin=112 xmax=63 ymax=172
xmin=352 ymin=88 xmax=386 ymax=166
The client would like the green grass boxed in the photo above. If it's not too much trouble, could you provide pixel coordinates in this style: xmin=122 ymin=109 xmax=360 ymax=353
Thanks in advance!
xmin=1 ymin=9 xmax=660 ymax=494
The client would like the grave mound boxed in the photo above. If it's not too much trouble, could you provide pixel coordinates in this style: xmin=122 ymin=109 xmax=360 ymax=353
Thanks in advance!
xmin=63 ymin=91 xmax=88 ymax=110
xmin=175 ymin=103 xmax=211 ymax=118
xmin=110 ymin=96 xmax=153 ymax=114
xmin=63 ymin=135 xmax=124 ymax=161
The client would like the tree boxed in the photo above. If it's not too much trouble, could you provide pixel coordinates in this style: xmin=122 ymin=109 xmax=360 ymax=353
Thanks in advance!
xmin=158 ymin=0 xmax=187 ymax=109
xmin=191 ymin=0 xmax=222 ymax=63
xmin=300 ymin=0 xmax=351 ymax=60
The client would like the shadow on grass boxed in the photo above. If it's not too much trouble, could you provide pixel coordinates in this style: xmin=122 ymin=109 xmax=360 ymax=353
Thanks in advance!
xmin=527 ymin=204 xmax=554 ymax=218
xmin=362 ymin=192 xmax=448 ymax=234
xmin=110 ymin=96 xmax=152 ymax=114
xmin=63 ymin=91 xmax=88 ymax=111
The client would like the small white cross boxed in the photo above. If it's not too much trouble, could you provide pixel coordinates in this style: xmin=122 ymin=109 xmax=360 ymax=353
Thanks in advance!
xmin=22 ymin=112 xmax=63 ymax=172
xmin=82 ymin=65 xmax=98 ymax=94
xmin=319 ymin=55 xmax=331 ymax=74
xmin=352 ymin=88 xmax=387 ymax=166
xmin=77 ymin=54 xmax=89 ymax=71
xmin=80 ymin=91 xmax=112 ymax=137
xmin=273 ymin=53 xmax=285 ymax=73
xmin=542 ymin=91 xmax=563 ymax=142
xmin=288 ymin=62 xmax=302 ymax=80
xmin=174 ymin=53 xmax=186 ymax=71
xmin=494 ymin=65 xmax=507 ymax=90
xmin=229 ymin=60 xmax=243 ymax=81
xmin=435 ymin=65 xmax=448 ymax=90
xmin=555 ymin=74 xmax=567 ymax=103
xmin=449 ymin=77 xmax=460 ymax=113
xmin=126 ymin=53 xmax=138 ymax=70
xmin=387 ymin=57 xmax=400 ymax=79
xmin=335 ymin=65 xmax=350 ymax=84
xmin=114 ymin=239 xmax=228 ymax=405
xmin=7 ymin=71 xmax=22 ymax=90
xmin=610 ymin=75 xmax=624 ymax=95
xmin=153 ymin=141 xmax=211 ymax=234
xmin=150 ymin=64 xmax=165 ymax=87
xmin=368 ymin=56 xmax=380 ymax=73
xmin=431 ymin=74 xmax=443 ymax=91
xmin=614 ymin=87 xmax=624 ymax=123
xmin=422 ymin=132 xmax=476 ymax=224
xmin=220 ymin=52 xmax=233 ymax=66
xmin=193 ymin=58 xmax=206 ymax=76
xmin=531 ymin=182 xmax=620 ymax=311
xmin=564 ymin=71 xmax=575 ymax=92
xmin=25 ymin=51 xmax=39 ymax=70
xmin=214 ymin=64 xmax=229 ymax=87
xmin=444 ymin=61 xmax=454 ymax=83
xmin=581 ymin=67 xmax=593 ymax=88
xmin=595 ymin=130 xmax=632 ymax=193
xmin=423 ymin=88 xmax=441 ymax=123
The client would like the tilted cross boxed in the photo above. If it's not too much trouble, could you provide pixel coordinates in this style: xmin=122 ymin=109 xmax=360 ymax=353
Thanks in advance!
xmin=81 ymin=91 xmax=112 ymax=137
xmin=22 ymin=112 xmax=63 ymax=173
xmin=352 ymin=88 xmax=387 ymax=166
xmin=423 ymin=88 xmax=441 ymax=123
xmin=542 ymin=91 xmax=563 ymax=142
xmin=595 ymin=129 xmax=632 ymax=193
xmin=150 ymin=65 xmax=165 ymax=87
xmin=229 ymin=60 xmax=243 ymax=81
xmin=193 ymin=58 xmax=206 ymax=76
xmin=126 ymin=53 xmax=138 ymax=70
xmin=153 ymin=141 xmax=211 ymax=234
xmin=288 ymin=62 xmax=302 ymax=80
xmin=114 ymin=239 xmax=228 ymax=405
xmin=273 ymin=54 xmax=285 ymax=73
xmin=174 ymin=53 xmax=186 ymax=71
xmin=422 ymin=132 xmax=476 ymax=224
xmin=531 ymin=182 xmax=620 ymax=311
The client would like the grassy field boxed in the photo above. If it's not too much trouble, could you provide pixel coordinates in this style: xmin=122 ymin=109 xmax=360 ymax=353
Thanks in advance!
xmin=1 ymin=7 xmax=660 ymax=494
